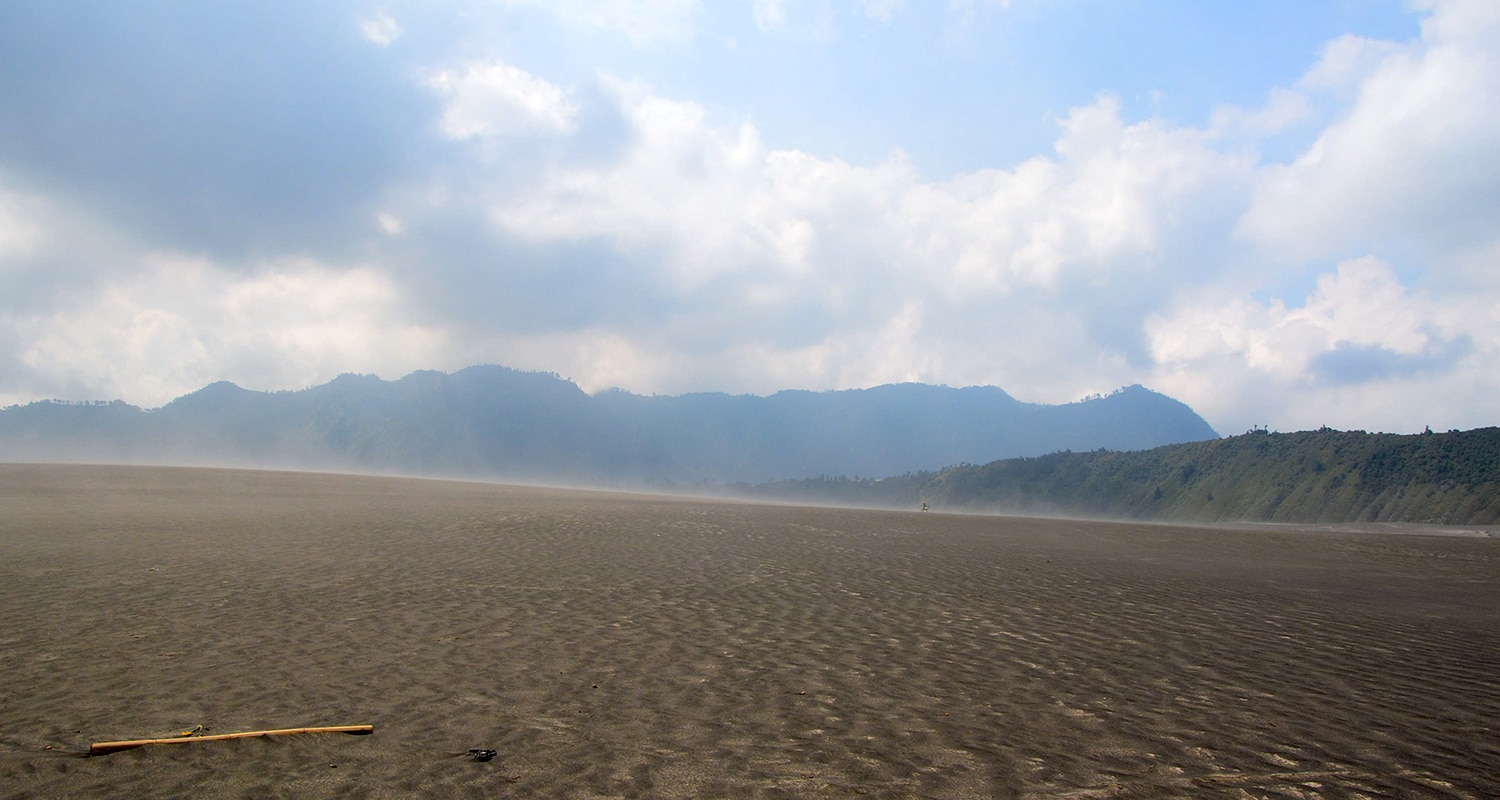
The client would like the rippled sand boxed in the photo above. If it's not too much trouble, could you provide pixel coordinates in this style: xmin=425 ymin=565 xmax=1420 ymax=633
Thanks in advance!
xmin=2 ymin=465 xmax=1497 ymax=798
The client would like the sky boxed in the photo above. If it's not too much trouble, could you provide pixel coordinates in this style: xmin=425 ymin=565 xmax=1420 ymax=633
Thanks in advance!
xmin=1 ymin=0 xmax=1497 ymax=437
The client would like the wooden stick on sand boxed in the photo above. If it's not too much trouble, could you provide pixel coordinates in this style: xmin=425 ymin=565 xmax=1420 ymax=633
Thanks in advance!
xmin=90 ymin=725 xmax=374 ymax=756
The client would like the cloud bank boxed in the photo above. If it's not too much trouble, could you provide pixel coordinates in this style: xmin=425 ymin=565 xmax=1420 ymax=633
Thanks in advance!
xmin=0 ymin=0 xmax=1496 ymax=436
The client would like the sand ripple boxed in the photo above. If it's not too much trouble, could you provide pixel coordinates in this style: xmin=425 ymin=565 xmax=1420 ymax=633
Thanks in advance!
xmin=2 ymin=465 xmax=1497 ymax=798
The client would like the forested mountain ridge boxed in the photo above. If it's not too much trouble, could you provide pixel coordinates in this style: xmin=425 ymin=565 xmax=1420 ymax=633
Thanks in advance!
xmin=0 ymin=365 xmax=1217 ymax=485
xmin=741 ymin=427 xmax=1500 ymax=525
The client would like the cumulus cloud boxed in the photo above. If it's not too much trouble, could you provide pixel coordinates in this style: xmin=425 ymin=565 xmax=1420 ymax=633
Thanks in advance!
xmin=359 ymin=10 xmax=403 ymax=45
xmin=5 ymin=254 xmax=448 ymax=408
xmin=901 ymin=95 xmax=1250 ymax=298
xmin=1147 ymin=259 xmax=1422 ymax=378
xmin=492 ymin=78 xmax=908 ymax=289
xmin=428 ymin=60 xmax=579 ymax=139
xmin=1208 ymin=87 xmax=1313 ymax=140
xmin=748 ymin=0 xmax=915 ymax=32
xmin=482 ymin=85 xmax=1251 ymax=402
xmin=1145 ymin=257 xmax=1495 ymax=431
xmin=1238 ymin=0 xmax=1500 ymax=264
xmin=1 ymin=0 xmax=1497 ymax=438
xmin=1310 ymin=338 xmax=1473 ymax=386
xmin=1297 ymin=34 xmax=1402 ymax=94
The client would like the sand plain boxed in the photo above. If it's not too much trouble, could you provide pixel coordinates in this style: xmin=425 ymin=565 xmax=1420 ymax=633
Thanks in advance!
xmin=1 ymin=464 xmax=1497 ymax=799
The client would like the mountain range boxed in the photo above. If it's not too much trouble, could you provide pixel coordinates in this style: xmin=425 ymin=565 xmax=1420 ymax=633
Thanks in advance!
xmin=0 ymin=364 xmax=1218 ymax=485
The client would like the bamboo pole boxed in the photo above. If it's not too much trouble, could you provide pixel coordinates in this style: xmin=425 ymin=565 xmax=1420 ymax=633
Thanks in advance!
xmin=90 ymin=724 xmax=374 ymax=756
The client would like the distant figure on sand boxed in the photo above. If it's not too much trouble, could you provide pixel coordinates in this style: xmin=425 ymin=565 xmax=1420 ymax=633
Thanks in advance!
xmin=921 ymin=502 xmax=929 ymax=512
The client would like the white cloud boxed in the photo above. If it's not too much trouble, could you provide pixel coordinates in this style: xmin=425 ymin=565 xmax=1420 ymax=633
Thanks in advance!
xmin=5 ymin=0 xmax=1497 ymax=441
xmin=900 ymin=95 xmax=1249 ymax=298
xmin=492 ymin=77 xmax=911 ymax=289
xmin=1145 ymin=256 xmax=1494 ymax=432
xmin=1298 ymin=34 xmax=1402 ymax=94
xmin=1208 ymin=87 xmax=1313 ymax=140
xmin=460 ymin=40 xmax=1496 ymax=434
xmin=492 ymin=87 xmax=1243 ymax=300
xmin=9 ymin=255 xmax=448 ymax=407
xmin=483 ymin=85 xmax=1250 ymax=404
xmin=747 ymin=0 xmax=907 ymax=32
xmin=1238 ymin=0 xmax=1500 ymax=262
xmin=1148 ymin=259 xmax=1416 ymax=378
xmin=427 ymin=60 xmax=578 ymax=140
xmin=0 ymin=188 xmax=46 ymax=259
xmin=359 ymin=10 xmax=404 ymax=46
xmin=1415 ymin=0 xmax=1500 ymax=43
xmin=751 ymin=0 xmax=789 ymax=30
xmin=376 ymin=212 xmax=404 ymax=235
xmin=0 ymin=181 xmax=147 ymax=319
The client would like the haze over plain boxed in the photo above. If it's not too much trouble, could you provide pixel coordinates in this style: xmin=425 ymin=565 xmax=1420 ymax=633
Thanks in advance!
xmin=1 ymin=0 xmax=1496 ymax=436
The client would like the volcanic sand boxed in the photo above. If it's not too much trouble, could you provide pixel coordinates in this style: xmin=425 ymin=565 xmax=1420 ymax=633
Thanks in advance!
xmin=1 ymin=464 xmax=1497 ymax=798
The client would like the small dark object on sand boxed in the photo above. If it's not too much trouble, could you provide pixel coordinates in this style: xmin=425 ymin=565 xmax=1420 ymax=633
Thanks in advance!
xmin=468 ymin=748 xmax=498 ymax=762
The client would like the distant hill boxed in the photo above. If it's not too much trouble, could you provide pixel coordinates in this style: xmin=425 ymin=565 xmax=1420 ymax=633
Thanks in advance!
xmin=740 ymin=427 xmax=1500 ymax=525
xmin=0 ymin=365 xmax=1217 ymax=484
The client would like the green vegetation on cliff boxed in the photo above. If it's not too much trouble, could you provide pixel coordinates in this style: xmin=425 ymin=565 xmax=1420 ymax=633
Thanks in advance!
xmin=743 ymin=427 xmax=1500 ymax=525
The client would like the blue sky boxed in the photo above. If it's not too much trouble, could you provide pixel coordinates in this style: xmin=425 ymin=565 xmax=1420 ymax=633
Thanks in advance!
xmin=1 ymin=0 xmax=1496 ymax=437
